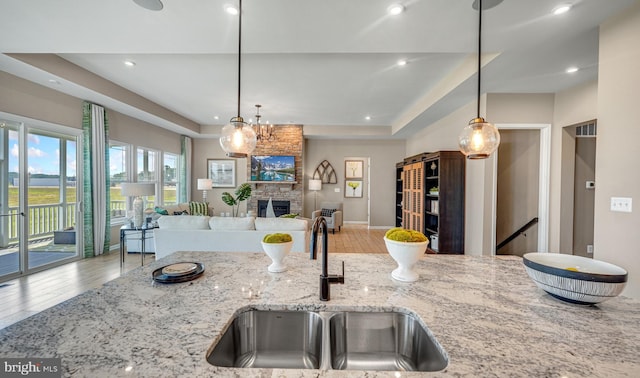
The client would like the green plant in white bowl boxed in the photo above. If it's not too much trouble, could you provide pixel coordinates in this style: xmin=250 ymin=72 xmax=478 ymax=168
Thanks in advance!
xmin=383 ymin=228 xmax=429 ymax=282
xmin=261 ymin=233 xmax=293 ymax=273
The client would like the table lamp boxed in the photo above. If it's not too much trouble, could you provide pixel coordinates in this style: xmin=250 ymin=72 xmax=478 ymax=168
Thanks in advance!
xmin=309 ymin=179 xmax=322 ymax=211
xmin=197 ymin=178 xmax=213 ymax=203
xmin=121 ymin=182 xmax=155 ymax=228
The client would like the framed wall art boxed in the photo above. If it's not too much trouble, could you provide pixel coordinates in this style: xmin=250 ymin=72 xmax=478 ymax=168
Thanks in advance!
xmin=345 ymin=180 xmax=363 ymax=198
xmin=208 ymin=159 xmax=236 ymax=187
xmin=345 ymin=160 xmax=364 ymax=179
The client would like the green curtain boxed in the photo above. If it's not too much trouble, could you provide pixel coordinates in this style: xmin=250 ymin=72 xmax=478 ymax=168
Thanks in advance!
xmin=82 ymin=102 xmax=111 ymax=258
xmin=178 ymin=135 xmax=192 ymax=203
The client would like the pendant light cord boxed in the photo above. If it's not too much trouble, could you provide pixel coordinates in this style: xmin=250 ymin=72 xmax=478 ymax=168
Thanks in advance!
xmin=236 ymin=0 xmax=243 ymax=118
xmin=477 ymin=0 xmax=482 ymax=119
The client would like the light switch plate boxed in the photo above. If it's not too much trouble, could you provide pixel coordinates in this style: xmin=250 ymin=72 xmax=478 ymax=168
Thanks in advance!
xmin=334 ymin=188 xmax=340 ymax=192
xmin=611 ymin=197 xmax=632 ymax=213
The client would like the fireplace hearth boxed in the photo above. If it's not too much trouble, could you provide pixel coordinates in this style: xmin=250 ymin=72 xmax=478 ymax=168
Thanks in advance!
xmin=257 ymin=200 xmax=291 ymax=217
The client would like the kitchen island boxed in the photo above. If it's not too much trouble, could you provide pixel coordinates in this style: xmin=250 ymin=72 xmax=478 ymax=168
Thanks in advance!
xmin=0 ymin=251 xmax=639 ymax=377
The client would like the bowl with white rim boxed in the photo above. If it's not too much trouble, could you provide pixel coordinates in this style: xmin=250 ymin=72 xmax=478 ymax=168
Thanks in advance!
xmin=522 ymin=252 xmax=628 ymax=305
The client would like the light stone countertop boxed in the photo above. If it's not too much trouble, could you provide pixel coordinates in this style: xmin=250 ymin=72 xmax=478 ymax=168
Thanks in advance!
xmin=1 ymin=251 xmax=639 ymax=377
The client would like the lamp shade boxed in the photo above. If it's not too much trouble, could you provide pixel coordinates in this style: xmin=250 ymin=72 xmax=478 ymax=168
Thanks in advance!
xmin=121 ymin=182 xmax=155 ymax=197
xmin=197 ymin=178 xmax=213 ymax=190
xmin=309 ymin=179 xmax=322 ymax=191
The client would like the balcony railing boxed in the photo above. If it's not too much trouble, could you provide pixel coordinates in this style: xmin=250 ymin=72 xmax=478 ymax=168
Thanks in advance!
xmin=3 ymin=201 xmax=128 ymax=245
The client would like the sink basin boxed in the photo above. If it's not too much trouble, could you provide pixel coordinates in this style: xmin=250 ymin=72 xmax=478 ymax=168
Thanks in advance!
xmin=207 ymin=310 xmax=323 ymax=369
xmin=207 ymin=309 xmax=447 ymax=372
xmin=329 ymin=311 xmax=448 ymax=372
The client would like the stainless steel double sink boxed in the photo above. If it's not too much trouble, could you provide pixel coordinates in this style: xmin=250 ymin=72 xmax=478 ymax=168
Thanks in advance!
xmin=206 ymin=309 xmax=448 ymax=372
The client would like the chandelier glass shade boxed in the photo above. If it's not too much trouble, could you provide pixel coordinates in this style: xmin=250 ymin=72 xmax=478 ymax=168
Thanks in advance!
xmin=220 ymin=116 xmax=257 ymax=158
xmin=458 ymin=117 xmax=501 ymax=159
xmin=458 ymin=0 xmax=500 ymax=159
xmin=219 ymin=0 xmax=257 ymax=158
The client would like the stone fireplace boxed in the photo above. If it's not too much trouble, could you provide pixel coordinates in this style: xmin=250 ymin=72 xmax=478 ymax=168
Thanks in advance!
xmin=247 ymin=125 xmax=304 ymax=216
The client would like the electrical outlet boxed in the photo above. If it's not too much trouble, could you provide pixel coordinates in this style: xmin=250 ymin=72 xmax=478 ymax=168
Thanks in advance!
xmin=587 ymin=245 xmax=593 ymax=254
xmin=611 ymin=197 xmax=632 ymax=213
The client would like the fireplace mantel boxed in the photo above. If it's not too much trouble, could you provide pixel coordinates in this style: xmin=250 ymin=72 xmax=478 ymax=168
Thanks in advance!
xmin=250 ymin=182 xmax=297 ymax=191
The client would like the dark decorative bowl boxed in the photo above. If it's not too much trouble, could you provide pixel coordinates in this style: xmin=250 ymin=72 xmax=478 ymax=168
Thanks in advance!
xmin=523 ymin=253 xmax=627 ymax=305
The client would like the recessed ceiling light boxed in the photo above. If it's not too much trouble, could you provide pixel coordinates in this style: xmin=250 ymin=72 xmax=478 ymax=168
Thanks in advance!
xmin=225 ymin=4 xmax=239 ymax=15
xmin=566 ymin=66 xmax=579 ymax=73
xmin=553 ymin=4 xmax=572 ymax=15
xmin=387 ymin=4 xmax=404 ymax=16
xmin=124 ymin=60 xmax=136 ymax=67
xmin=397 ymin=59 xmax=407 ymax=66
xmin=365 ymin=116 xmax=372 ymax=121
xmin=214 ymin=116 xmax=220 ymax=120
xmin=48 ymin=79 xmax=61 ymax=85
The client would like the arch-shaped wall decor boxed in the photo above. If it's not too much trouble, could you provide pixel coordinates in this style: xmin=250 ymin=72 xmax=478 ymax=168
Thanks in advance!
xmin=312 ymin=160 xmax=338 ymax=184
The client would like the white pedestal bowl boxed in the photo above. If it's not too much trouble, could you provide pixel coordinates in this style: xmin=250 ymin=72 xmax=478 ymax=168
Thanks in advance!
xmin=261 ymin=241 xmax=293 ymax=273
xmin=384 ymin=237 xmax=428 ymax=282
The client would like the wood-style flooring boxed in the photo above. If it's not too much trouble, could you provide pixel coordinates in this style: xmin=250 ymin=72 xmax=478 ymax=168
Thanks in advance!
xmin=0 ymin=224 xmax=387 ymax=329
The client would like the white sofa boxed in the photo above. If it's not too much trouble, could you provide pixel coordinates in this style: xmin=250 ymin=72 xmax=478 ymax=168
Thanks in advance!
xmin=125 ymin=202 xmax=214 ymax=252
xmin=153 ymin=216 xmax=310 ymax=260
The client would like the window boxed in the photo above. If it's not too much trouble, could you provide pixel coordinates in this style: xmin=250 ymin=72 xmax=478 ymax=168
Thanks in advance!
xmin=109 ymin=142 xmax=179 ymax=223
xmin=163 ymin=153 xmax=178 ymax=205
xmin=137 ymin=147 xmax=159 ymax=208
xmin=109 ymin=142 xmax=130 ymax=220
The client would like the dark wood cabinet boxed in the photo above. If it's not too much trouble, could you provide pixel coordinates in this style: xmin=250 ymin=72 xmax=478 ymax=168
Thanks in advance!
xmin=396 ymin=151 xmax=465 ymax=254
xmin=395 ymin=162 xmax=403 ymax=227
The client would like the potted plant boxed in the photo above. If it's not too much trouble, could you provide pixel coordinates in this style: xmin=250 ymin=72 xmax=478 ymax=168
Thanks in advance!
xmin=383 ymin=227 xmax=429 ymax=282
xmin=429 ymin=186 xmax=439 ymax=196
xmin=261 ymin=233 xmax=293 ymax=272
xmin=221 ymin=183 xmax=252 ymax=217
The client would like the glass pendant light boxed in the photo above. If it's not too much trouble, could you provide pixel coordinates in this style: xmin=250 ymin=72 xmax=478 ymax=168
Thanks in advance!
xmin=459 ymin=0 xmax=500 ymax=159
xmin=220 ymin=0 xmax=257 ymax=158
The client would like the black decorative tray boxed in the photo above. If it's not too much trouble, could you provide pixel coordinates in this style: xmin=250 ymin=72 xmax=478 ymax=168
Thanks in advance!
xmin=152 ymin=262 xmax=205 ymax=284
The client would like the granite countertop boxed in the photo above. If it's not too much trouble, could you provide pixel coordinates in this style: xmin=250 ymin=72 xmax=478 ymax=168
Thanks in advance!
xmin=1 ymin=251 xmax=639 ymax=377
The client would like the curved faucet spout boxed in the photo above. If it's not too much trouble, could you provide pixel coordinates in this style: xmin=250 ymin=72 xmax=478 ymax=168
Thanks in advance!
xmin=309 ymin=216 xmax=344 ymax=301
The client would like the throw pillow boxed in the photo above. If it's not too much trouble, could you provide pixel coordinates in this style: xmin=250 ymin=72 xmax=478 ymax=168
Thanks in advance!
xmin=154 ymin=206 xmax=169 ymax=215
xmin=173 ymin=210 xmax=189 ymax=215
xmin=321 ymin=208 xmax=337 ymax=217
xmin=189 ymin=201 xmax=208 ymax=216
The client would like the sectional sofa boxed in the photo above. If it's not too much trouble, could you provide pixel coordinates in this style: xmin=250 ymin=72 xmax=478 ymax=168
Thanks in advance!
xmin=153 ymin=216 xmax=310 ymax=260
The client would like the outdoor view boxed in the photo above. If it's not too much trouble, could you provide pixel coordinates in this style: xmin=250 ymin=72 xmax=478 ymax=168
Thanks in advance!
xmin=1 ymin=127 xmax=80 ymax=277
xmin=2 ymin=124 xmax=180 ymax=278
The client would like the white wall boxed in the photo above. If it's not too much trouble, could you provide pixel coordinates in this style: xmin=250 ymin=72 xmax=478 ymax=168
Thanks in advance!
xmin=191 ymin=138 xmax=249 ymax=216
xmin=595 ymin=2 xmax=640 ymax=298
xmin=552 ymin=80 xmax=598 ymax=254
xmin=304 ymin=139 xmax=405 ymax=227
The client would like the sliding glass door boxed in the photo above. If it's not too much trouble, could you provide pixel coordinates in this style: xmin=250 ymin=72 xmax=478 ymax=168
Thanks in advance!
xmin=0 ymin=115 xmax=83 ymax=281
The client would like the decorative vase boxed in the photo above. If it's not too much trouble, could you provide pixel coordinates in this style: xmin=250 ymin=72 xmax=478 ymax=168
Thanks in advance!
xmin=384 ymin=236 xmax=428 ymax=282
xmin=261 ymin=241 xmax=293 ymax=272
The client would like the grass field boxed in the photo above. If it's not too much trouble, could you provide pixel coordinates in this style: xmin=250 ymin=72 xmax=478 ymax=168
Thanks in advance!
xmin=7 ymin=187 xmax=176 ymax=207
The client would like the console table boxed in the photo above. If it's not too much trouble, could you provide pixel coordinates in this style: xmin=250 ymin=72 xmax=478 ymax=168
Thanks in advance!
xmin=119 ymin=224 xmax=157 ymax=268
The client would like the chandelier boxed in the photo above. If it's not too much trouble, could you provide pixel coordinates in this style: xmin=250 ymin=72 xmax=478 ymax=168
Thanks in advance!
xmin=253 ymin=104 xmax=275 ymax=142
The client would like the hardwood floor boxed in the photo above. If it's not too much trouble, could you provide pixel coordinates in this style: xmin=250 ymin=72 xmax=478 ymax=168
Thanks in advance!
xmin=0 ymin=224 xmax=388 ymax=329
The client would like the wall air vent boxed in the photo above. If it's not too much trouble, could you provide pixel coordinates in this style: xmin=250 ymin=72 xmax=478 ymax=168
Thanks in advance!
xmin=576 ymin=120 xmax=597 ymax=137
